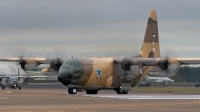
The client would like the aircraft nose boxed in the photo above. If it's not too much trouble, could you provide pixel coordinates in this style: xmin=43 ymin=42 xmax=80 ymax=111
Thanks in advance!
xmin=57 ymin=71 xmax=72 ymax=86
xmin=12 ymin=81 xmax=17 ymax=84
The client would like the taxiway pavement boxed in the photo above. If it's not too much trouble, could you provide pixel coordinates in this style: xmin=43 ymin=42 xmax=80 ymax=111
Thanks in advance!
xmin=0 ymin=83 xmax=200 ymax=112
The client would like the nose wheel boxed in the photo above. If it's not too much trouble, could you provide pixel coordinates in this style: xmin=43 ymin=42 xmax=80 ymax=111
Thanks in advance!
xmin=68 ymin=88 xmax=77 ymax=94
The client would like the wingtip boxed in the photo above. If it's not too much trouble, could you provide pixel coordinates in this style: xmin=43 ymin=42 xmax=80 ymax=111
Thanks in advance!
xmin=149 ymin=9 xmax=157 ymax=21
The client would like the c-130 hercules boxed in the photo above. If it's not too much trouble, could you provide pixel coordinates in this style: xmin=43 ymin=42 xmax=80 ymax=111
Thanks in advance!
xmin=1 ymin=10 xmax=200 ymax=94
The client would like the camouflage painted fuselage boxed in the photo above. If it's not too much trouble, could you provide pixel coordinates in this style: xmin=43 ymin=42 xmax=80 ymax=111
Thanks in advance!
xmin=59 ymin=57 xmax=121 ymax=89
xmin=57 ymin=10 xmax=160 ymax=90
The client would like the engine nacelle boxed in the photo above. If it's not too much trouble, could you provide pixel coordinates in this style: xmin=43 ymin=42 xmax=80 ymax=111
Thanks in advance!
xmin=50 ymin=58 xmax=63 ymax=71
xmin=158 ymin=59 xmax=169 ymax=70
xmin=114 ymin=62 xmax=140 ymax=80
xmin=148 ymin=63 xmax=180 ymax=77
xmin=19 ymin=59 xmax=40 ymax=70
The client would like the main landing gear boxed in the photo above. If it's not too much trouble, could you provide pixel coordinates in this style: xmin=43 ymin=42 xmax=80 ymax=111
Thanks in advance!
xmin=67 ymin=87 xmax=128 ymax=95
xmin=2 ymin=86 xmax=5 ymax=90
xmin=18 ymin=86 xmax=21 ymax=90
xmin=1 ymin=85 xmax=21 ymax=90
xmin=86 ymin=90 xmax=98 ymax=94
xmin=115 ymin=87 xmax=128 ymax=94
xmin=13 ymin=86 xmax=21 ymax=90
xmin=68 ymin=88 xmax=99 ymax=94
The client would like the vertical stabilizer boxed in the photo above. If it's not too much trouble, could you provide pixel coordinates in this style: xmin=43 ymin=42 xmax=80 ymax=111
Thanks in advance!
xmin=140 ymin=9 xmax=160 ymax=58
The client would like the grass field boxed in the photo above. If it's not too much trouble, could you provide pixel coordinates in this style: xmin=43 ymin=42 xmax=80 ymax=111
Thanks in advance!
xmin=131 ymin=86 xmax=200 ymax=94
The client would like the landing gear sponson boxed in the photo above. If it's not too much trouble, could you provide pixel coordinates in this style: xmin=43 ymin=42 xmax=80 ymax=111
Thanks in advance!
xmin=68 ymin=88 xmax=99 ymax=94
xmin=67 ymin=87 xmax=128 ymax=94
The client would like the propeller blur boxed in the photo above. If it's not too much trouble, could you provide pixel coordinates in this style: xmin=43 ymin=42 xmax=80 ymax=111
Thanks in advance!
xmin=1 ymin=10 xmax=200 ymax=94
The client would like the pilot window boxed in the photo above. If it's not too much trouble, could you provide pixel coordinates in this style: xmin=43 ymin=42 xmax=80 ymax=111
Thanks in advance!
xmin=68 ymin=62 xmax=81 ymax=68
xmin=74 ymin=63 xmax=81 ymax=68
xmin=69 ymin=62 xmax=73 ymax=67
xmin=65 ymin=62 xmax=68 ymax=65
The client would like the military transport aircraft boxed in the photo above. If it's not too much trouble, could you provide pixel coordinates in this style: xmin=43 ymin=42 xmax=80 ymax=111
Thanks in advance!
xmin=1 ymin=9 xmax=200 ymax=94
xmin=139 ymin=75 xmax=174 ymax=86
xmin=0 ymin=63 xmax=56 ymax=90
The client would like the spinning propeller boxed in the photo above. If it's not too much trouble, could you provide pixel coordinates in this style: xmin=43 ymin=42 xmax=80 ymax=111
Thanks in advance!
xmin=11 ymin=48 xmax=36 ymax=70
xmin=149 ymin=47 xmax=180 ymax=78
xmin=45 ymin=48 xmax=69 ymax=71
xmin=114 ymin=48 xmax=141 ymax=80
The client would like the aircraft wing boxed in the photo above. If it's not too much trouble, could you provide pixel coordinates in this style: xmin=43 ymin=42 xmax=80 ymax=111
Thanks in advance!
xmin=19 ymin=76 xmax=57 ymax=78
xmin=0 ymin=76 xmax=10 ymax=78
xmin=26 ymin=71 xmax=58 ymax=76
xmin=176 ymin=58 xmax=200 ymax=65
xmin=141 ymin=58 xmax=200 ymax=66
xmin=114 ymin=57 xmax=200 ymax=66
xmin=0 ymin=57 xmax=64 ymax=71
xmin=0 ymin=58 xmax=52 ymax=64
xmin=0 ymin=75 xmax=57 ymax=78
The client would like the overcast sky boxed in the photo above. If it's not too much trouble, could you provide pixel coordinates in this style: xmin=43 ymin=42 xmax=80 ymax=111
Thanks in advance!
xmin=0 ymin=0 xmax=200 ymax=58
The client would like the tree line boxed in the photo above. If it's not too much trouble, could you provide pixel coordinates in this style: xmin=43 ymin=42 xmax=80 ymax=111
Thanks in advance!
xmin=174 ymin=66 xmax=200 ymax=83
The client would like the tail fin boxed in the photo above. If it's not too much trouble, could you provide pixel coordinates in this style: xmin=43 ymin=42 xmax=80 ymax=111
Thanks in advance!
xmin=140 ymin=9 xmax=160 ymax=58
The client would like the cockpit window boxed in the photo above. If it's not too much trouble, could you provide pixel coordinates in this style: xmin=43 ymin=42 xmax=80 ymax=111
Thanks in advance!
xmin=68 ymin=62 xmax=81 ymax=68
xmin=74 ymin=63 xmax=79 ymax=67
xmin=64 ymin=62 xmax=68 ymax=66
xmin=59 ymin=59 xmax=83 ymax=73
xmin=69 ymin=62 xmax=73 ymax=67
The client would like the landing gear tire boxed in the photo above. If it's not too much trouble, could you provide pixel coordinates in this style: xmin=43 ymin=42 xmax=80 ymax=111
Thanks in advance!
xmin=18 ymin=86 xmax=21 ymax=90
xmin=86 ymin=90 xmax=98 ymax=94
xmin=2 ymin=86 xmax=5 ymax=90
xmin=115 ymin=88 xmax=128 ymax=94
xmin=116 ymin=89 xmax=122 ymax=94
xmin=68 ymin=88 xmax=77 ymax=94
xmin=122 ymin=91 xmax=128 ymax=94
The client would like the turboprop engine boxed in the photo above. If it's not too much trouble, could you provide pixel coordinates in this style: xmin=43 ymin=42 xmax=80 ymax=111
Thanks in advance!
xmin=11 ymin=48 xmax=41 ymax=70
xmin=18 ymin=58 xmax=40 ymax=70
xmin=41 ymin=58 xmax=64 ymax=73
xmin=114 ymin=58 xmax=141 ymax=80
xmin=113 ymin=49 xmax=142 ymax=80
xmin=148 ymin=58 xmax=180 ymax=77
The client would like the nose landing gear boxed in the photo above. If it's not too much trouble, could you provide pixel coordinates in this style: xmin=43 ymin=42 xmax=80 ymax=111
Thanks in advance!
xmin=68 ymin=88 xmax=77 ymax=94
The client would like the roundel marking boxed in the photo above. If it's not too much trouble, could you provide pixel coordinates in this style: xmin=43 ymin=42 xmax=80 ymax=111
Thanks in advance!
xmin=97 ymin=69 xmax=101 ymax=76
xmin=140 ymin=68 xmax=143 ymax=75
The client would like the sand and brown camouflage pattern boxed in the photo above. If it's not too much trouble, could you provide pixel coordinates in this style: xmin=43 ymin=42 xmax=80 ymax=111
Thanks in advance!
xmin=140 ymin=9 xmax=160 ymax=58
xmin=2 ymin=9 xmax=200 ymax=92
xmin=63 ymin=57 xmax=120 ymax=89
xmin=131 ymin=10 xmax=161 ymax=86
